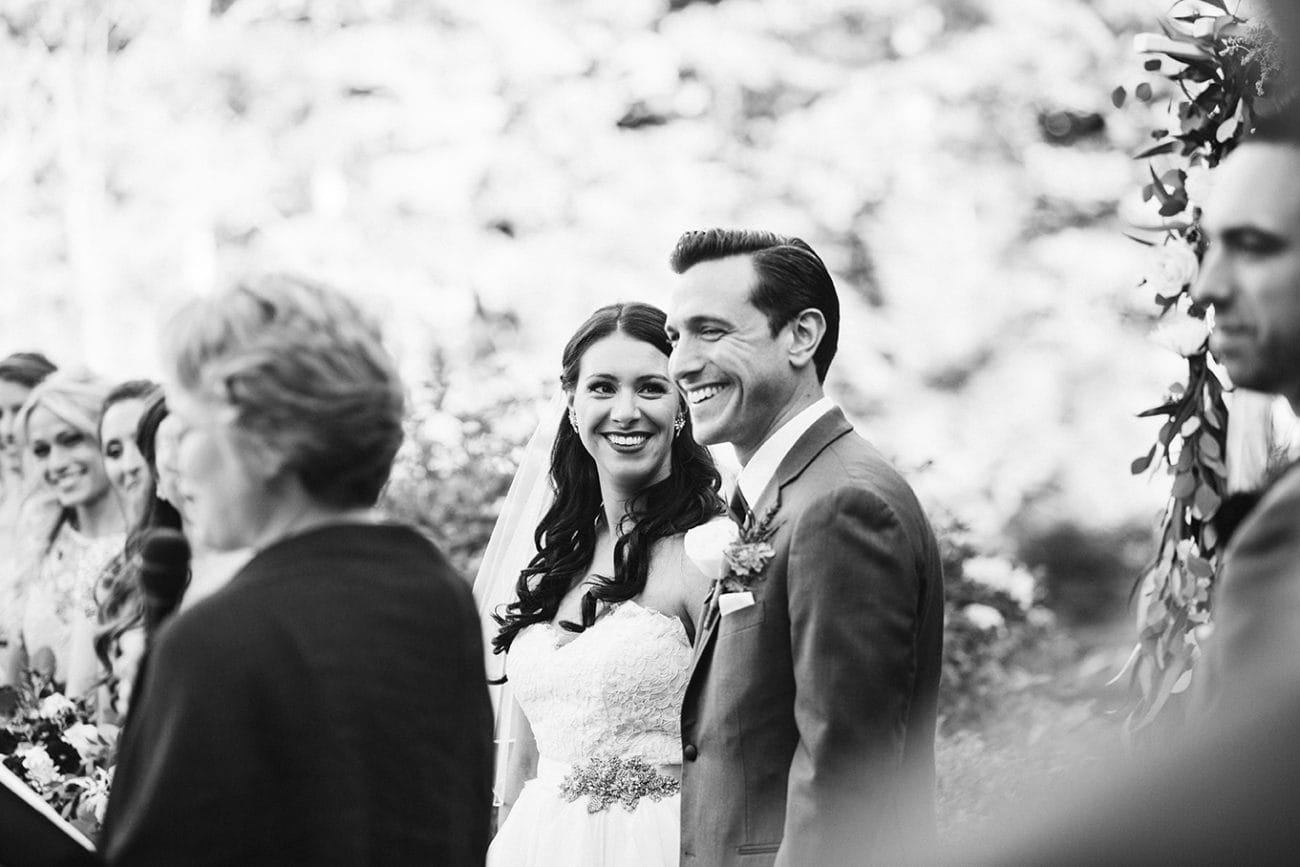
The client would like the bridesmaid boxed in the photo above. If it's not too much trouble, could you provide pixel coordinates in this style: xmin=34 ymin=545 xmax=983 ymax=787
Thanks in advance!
xmin=94 ymin=391 xmax=181 ymax=718
xmin=5 ymin=371 xmax=126 ymax=695
xmin=0 ymin=352 xmax=57 ymax=677
xmin=98 ymin=380 xmax=160 ymax=526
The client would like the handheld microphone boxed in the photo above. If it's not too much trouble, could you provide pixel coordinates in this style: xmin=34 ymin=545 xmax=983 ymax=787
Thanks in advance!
xmin=140 ymin=528 xmax=191 ymax=638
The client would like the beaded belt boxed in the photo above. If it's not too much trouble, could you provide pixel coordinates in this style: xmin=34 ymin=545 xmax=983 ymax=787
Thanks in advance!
xmin=550 ymin=755 xmax=681 ymax=813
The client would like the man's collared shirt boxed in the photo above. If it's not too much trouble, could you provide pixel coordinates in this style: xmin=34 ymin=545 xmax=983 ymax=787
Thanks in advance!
xmin=736 ymin=396 xmax=836 ymax=510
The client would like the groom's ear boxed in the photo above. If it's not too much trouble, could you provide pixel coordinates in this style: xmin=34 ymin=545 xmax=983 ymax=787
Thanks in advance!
xmin=786 ymin=308 xmax=826 ymax=372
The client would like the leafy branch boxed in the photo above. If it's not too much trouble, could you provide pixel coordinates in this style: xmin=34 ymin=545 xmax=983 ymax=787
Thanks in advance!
xmin=1114 ymin=0 xmax=1279 ymax=733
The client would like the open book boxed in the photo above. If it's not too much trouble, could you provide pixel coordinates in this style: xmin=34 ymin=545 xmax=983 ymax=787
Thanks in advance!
xmin=0 ymin=764 xmax=100 ymax=867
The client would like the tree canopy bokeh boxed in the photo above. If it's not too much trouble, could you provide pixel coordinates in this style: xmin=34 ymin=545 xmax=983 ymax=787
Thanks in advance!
xmin=1 ymin=0 xmax=1191 ymax=615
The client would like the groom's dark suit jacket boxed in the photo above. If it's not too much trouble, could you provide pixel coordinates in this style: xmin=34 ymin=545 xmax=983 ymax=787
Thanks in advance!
xmin=100 ymin=523 xmax=493 ymax=866
xmin=681 ymin=409 xmax=944 ymax=866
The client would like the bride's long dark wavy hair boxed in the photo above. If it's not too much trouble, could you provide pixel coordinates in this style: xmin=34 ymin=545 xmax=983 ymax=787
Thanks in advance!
xmin=492 ymin=302 xmax=723 ymax=657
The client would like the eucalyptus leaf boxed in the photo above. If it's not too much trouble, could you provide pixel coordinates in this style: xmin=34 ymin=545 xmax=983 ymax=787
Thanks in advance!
xmin=1186 ymin=554 xmax=1213 ymax=579
xmin=1194 ymin=484 xmax=1221 ymax=519
xmin=1135 ymin=141 xmax=1177 ymax=159
xmin=1199 ymin=431 xmax=1221 ymax=459
xmin=1132 ymin=446 xmax=1156 ymax=475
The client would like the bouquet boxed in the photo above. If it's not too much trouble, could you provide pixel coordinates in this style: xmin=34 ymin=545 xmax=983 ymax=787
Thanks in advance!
xmin=0 ymin=673 xmax=118 ymax=839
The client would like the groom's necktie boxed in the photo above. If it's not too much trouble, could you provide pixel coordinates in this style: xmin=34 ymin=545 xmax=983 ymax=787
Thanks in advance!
xmin=728 ymin=487 xmax=752 ymax=529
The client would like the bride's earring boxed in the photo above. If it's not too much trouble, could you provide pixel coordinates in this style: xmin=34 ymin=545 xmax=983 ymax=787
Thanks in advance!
xmin=568 ymin=408 xmax=579 ymax=433
xmin=673 ymin=413 xmax=686 ymax=436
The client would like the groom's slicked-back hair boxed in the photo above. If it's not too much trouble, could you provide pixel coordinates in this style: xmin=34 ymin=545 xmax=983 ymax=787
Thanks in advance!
xmin=670 ymin=228 xmax=840 ymax=382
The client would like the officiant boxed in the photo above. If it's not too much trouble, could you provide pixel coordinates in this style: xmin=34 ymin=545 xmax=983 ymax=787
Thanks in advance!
xmin=100 ymin=276 xmax=493 ymax=866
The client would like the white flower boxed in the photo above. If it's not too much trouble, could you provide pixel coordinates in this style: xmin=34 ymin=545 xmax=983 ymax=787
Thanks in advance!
xmin=962 ymin=556 xmax=1036 ymax=610
xmin=19 ymin=745 xmax=59 ymax=788
xmin=962 ymin=603 xmax=1005 ymax=632
xmin=684 ymin=517 xmax=740 ymax=581
xmin=1183 ymin=164 xmax=1214 ymax=205
xmin=79 ymin=769 xmax=113 ymax=824
xmin=1146 ymin=243 xmax=1200 ymax=297
xmin=38 ymin=693 xmax=75 ymax=719
xmin=1153 ymin=294 xmax=1211 ymax=357
xmin=63 ymin=723 xmax=101 ymax=761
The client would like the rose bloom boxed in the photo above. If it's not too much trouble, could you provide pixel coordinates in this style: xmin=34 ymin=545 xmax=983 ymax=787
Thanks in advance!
xmin=63 ymin=722 xmax=102 ymax=761
xmin=1184 ymin=164 xmax=1214 ymax=205
xmin=684 ymin=517 xmax=740 ymax=580
xmin=1148 ymin=242 xmax=1200 ymax=297
xmin=1153 ymin=296 xmax=1212 ymax=358
xmin=20 ymin=745 xmax=59 ymax=788
xmin=38 ymin=693 xmax=76 ymax=720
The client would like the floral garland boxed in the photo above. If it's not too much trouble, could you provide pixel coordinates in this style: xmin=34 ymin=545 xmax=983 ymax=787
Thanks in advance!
xmin=0 ymin=673 xmax=117 ymax=838
xmin=1117 ymin=1 xmax=1282 ymax=732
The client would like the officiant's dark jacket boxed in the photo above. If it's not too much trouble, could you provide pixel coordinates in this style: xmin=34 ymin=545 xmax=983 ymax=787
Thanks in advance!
xmin=100 ymin=523 xmax=493 ymax=867
xmin=681 ymin=409 xmax=944 ymax=866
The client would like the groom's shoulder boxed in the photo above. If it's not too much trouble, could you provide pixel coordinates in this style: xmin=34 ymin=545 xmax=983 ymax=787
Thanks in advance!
xmin=807 ymin=427 xmax=914 ymax=494
xmin=787 ymin=427 xmax=931 ymax=531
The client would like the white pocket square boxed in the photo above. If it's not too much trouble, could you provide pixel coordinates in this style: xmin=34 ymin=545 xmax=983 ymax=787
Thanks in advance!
xmin=718 ymin=591 xmax=755 ymax=616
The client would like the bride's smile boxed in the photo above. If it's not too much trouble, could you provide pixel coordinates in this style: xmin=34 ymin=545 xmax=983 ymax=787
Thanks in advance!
xmin=569 ymin=332 xmax=679 ymax=498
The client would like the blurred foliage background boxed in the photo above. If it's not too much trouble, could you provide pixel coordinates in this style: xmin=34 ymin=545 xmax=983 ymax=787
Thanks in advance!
xmin=0 ymin=0 xmax=1209 ymax=834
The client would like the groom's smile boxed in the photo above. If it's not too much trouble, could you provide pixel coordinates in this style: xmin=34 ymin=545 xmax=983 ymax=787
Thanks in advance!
xmin=686 ymin=384 xmax=727 ymax=405
xmin=667 ymin=254 xmax=800 ymax=464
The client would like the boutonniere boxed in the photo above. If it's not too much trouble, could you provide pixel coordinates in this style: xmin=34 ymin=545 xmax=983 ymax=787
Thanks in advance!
xmin=684 ymin=506 xmax=780 ymax=592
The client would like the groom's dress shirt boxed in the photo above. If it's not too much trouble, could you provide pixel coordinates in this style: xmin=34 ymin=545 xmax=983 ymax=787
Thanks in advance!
xmin=736 ymin=396 xmax=834 ymax=508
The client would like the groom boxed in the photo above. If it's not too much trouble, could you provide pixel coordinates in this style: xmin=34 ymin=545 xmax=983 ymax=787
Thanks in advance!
xmin=667 ymin=229 xmax=944 ymax=866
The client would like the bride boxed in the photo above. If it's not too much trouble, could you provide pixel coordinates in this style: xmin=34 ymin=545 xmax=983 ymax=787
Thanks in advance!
xmin=479 ymin=301 xmax=724 ymax=866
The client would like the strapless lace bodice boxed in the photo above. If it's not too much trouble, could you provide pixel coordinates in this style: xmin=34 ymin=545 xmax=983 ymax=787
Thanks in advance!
xmin=508 ymin=601 xmax=691 ymax=766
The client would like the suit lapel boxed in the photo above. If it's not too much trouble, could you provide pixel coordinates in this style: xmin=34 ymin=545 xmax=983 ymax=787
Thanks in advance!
xmin=689 ymin=581 xmax=722 ymax=671
xmin=683 ymin=408 xmax=855 ymax=688
xmin=764 ymin=407 xmax=854 ymax=504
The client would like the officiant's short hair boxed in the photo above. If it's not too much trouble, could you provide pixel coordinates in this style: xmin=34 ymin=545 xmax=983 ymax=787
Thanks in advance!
xmin=670 ymin=228 xmax=839 ymax=382
xmin=162 ymin=274 xmax=405 ymax=509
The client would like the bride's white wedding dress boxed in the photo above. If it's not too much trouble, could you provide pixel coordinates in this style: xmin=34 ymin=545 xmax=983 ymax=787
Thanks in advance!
xmin=488 ymin=599 xmax=691 ymax=866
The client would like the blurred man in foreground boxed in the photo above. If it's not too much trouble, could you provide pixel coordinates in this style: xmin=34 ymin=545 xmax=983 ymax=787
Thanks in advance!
xmin=1187 ymin=112 xmax=1300 ymax=714
xmin=943 ymin=109 xmax=1300 ymax=866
